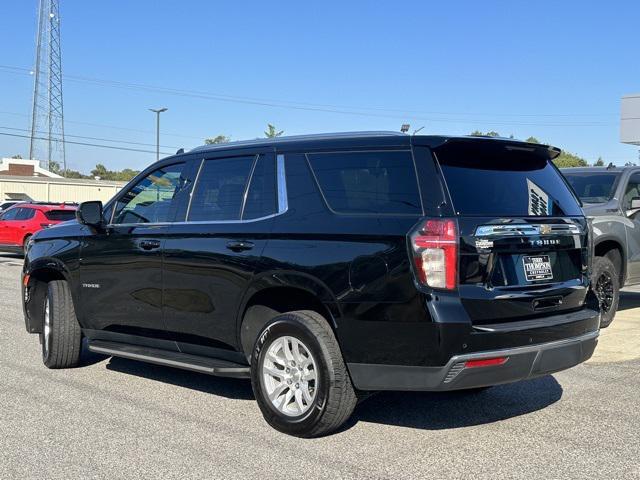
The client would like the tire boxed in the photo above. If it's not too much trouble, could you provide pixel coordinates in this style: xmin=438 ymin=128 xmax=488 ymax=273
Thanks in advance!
xmin=591 ymin=256 xmax=620 ymax=329
xmin=40 ymin=280 xmax=82 ymax=368
xmin=251 ymin=310 xmax=357 ymax=437
xmin=22 ymin=234 xmax=32 ymax=255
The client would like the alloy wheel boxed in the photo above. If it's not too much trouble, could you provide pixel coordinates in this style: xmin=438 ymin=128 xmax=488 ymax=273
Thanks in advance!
xmin=261 ymin=335 xmax=318 ymax=417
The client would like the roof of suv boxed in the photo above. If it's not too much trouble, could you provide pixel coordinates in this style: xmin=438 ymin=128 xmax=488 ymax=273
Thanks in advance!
xmin=12 ymin=202 xmax=77 ymax=211
xmin=561 ymin=166 xmax=640 ymax=173
xmin=188 ymin=131 xmax=560 ymax=156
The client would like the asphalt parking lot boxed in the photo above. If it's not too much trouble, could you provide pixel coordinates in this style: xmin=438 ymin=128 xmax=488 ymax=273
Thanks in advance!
xmin=1 ymin=254 xmax=639 ymax=479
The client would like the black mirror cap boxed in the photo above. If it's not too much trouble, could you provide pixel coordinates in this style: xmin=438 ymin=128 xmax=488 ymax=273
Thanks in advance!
xmin=76 ymin=201 xmax=104 ymax=226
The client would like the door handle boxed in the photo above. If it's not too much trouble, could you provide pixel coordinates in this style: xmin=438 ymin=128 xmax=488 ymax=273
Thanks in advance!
xmin=226 ymin=240 xmax=254 ymax=252
xmin=139 ymin=239 xmax=161 ymax=250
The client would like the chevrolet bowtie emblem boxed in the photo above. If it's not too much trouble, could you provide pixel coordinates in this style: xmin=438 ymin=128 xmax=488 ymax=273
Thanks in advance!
xmin=539 ymin=225 xmax=552 ymax=235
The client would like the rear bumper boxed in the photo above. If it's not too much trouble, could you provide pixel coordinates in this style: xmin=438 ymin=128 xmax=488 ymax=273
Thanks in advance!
xmin=348 ymin=329 xmax=599 ymax=391
xmin=0 ymin=243 xmax=22 ymax=254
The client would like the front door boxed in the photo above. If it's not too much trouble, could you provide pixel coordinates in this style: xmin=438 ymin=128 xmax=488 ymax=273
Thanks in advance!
xmin=78 ymin=161 xmax=191 ymax=341
xmin=623 ymin=173 xmax=640 ymax=283
xmin=162 ymin=152 xmax=280 ymax=354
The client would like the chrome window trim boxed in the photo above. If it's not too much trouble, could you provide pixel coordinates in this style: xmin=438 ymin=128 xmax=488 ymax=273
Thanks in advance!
xmin=185 ymin=158 xmax=205 ymax=221
xmin=276 ymin=154 xmax=288 ymax=214
xmin=106 ymin=153 xmax=288 ymax=228
xmin=474 ymin=224 xmax=583 ymax=237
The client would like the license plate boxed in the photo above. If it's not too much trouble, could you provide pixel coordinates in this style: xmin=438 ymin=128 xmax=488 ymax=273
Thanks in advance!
xmin=523 ymin=255 xmax=553 ymax=282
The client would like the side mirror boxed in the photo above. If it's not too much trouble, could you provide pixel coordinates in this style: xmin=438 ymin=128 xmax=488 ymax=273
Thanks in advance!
xmin=76 ymin=201 xmax=103 ymax=227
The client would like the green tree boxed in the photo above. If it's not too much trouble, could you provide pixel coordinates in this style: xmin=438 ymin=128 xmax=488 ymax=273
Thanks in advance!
xmin=11 ymin=154 xmax=22 ymax=159
xmin=553 ymin=151 xmax=588 ymax=168
xmin=48 ymin=160 xmax=62 ymax=175
xmin=264 ymin=124 xmax=284 ymax=138
xmin=594 ymin=157 xmax=604 ymax=167
xmin=525 ymin=136 xmax=540 ymax=144
xmin=91 ymin=164 xmax=109 ymax=179
xmin=204 ymin=135 xmax=230 ymax=145
xmin=469 ymin=130 xmax=500 ymax=137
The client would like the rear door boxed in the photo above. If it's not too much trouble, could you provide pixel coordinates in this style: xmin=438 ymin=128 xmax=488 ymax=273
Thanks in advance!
xmin=162 ymin=151 xmax=279 ymax=354
xmin=432 ymin=139 xmax=588 ymax=324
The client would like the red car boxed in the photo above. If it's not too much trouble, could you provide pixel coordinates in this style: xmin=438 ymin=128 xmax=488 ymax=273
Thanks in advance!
xmin=0 ymin=203 xmax=77 ymax=254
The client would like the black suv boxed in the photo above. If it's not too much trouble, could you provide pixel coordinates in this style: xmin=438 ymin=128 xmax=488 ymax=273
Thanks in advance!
xmin=22 ymin=132 xmax=600 ymax=437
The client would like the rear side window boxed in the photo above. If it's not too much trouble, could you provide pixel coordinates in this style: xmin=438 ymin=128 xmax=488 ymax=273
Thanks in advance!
xmin=15 ymin=208 xmax=36 ymax=220
xmin=307 ymin=151 xmax=422 ymax=215
xmin=188 ymin=156 xmax=255 ymax=221
xmin=45 ymin=210 xmax=76 ymax=221
xmin=434 ymin=141 xmax=582 ymax=216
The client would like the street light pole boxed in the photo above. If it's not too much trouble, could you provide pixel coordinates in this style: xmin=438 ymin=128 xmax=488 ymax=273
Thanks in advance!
xmin=149 ymin=107 xmax=167 ymax=161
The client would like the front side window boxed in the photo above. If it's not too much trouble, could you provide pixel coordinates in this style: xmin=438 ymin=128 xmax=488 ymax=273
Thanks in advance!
xmin=112 ymin=163 xmax=186 ymax=224
xmin=0 ymin=208 xmax=19 ymax=221
xmin=188 ymin=156 xmax=255 ymax=222
xmin=623 ymin=174 xmax=640 ymax=210
xmin=307 ymin=151 xmax=422 ymax=215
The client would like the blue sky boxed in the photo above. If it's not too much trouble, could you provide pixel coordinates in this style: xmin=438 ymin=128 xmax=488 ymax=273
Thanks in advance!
xmin=1 ymin=0 xmax=639 ymax=172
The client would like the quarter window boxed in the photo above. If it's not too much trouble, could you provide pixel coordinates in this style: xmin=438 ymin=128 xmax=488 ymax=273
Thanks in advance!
xmin=307 ymin=151 xmax=422 ymax=215
xmin=112 ymin=163 xmax=186 ymax=224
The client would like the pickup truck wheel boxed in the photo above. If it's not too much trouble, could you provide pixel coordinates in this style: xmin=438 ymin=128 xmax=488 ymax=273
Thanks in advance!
xmin=592 ymin=256 xmax=619 ymax=328
xmin=41 ymin=280 xmax=82 ymax=368
xmin=251 ymin=310 xmax=357 ymax=437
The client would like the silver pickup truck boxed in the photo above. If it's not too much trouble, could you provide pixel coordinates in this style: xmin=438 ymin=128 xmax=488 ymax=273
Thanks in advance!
xmin=562 ymin=166 xmax=640 ymax=327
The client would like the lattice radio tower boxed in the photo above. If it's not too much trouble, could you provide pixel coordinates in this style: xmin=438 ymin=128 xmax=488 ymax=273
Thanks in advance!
xmin=29 ymin=0 xmax=66 ymax=173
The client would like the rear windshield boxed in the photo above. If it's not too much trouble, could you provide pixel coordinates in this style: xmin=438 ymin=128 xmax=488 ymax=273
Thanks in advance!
xmin=562 ymin=171 xmax=620 ymax=204
xmin=434 ymin=142 xmax=582 ymax=216
xmin=44 ymin=210 xmax=76 ymax=221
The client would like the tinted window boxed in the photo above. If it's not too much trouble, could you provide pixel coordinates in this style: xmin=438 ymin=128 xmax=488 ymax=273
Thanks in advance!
xmin=563 ymin=172 xmax=620 ymax=204
xmin=45 ymin=210 xmax=76 ymax=221
xmin=243 ymin=155 xmax=277 ymax=220
xmin=15 ymin=208 xmax=36 ymax=220
xmin=435 ymin=142 xmax=582 ymax=216
xmin=188 ymin=156 xmax=254 ymax=221
xmin=0 ymin=208 xmax=19 ymax=220
xmin=307 ymin=151 xmax=422 ymax=215
xmin=623 ymin=174 xmax=640 ymax=210
xmin=113 ymin=163 xmax=186 ymax=224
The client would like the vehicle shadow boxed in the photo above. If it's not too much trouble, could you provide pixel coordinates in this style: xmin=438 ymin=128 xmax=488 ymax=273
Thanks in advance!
xmin=618 ymin=291 xmax=640 ymax=311
xmin=104 ymin=356 xmax=255 ymax=401
xmin=346 ymin=375 xmax=563 ymax=432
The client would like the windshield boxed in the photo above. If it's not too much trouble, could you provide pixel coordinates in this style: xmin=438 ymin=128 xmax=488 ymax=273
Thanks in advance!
xmin=562 ymin=172 xmax=620 ymax=204
xmin=434 ymin=141 xmax=583 ymax=216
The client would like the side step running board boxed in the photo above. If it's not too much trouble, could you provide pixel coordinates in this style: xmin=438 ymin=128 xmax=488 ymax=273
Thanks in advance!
xmin=88 ymin=340 xmax=250 ymax=379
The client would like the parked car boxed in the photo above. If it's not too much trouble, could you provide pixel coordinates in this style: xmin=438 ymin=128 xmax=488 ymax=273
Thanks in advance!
xmin=0 ymin=202 xmax=77 ymax=254
xmin=22 ymin=133 xmax=600 ymax=437
xmin=562 ymin=165 xmax=640 ymax=327
xmin=0 ymin=200 xmax=24 ymax=213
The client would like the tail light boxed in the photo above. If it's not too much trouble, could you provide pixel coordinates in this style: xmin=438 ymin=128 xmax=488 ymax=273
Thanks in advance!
xmin=410 ymin=218 xmax=458 ymax=290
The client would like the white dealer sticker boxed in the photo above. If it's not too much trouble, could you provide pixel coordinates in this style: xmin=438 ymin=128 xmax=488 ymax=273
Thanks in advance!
xmin=523 ymin=255 xmax=553 ymax=282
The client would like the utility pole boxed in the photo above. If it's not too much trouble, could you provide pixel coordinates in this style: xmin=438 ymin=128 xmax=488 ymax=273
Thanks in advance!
xmin=149 ymin=107 xmax=167 ymax=161
xmin=29 ymin=0 xmax=66 ymax=175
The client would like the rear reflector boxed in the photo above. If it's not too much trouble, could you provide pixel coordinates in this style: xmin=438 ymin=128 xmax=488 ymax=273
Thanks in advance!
xmin=464 ymin=357 xmax=508 ymax=369
xmin=410 ymin=218 xmax=458 ymax=290
xmin=22 ymin=274 xmax=30 ymax=287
